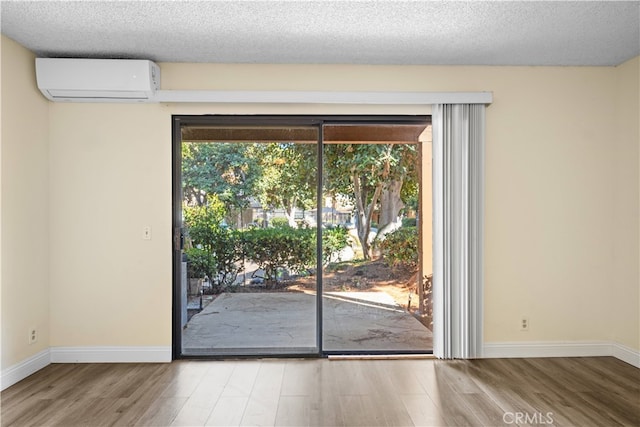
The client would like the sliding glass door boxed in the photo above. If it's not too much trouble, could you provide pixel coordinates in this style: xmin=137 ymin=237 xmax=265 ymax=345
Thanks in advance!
xmin=172 ymin=116 xmax=432 ymax=358
xmin=321 ymin=124 xmax=432 ymax=353
xmin=176 ymin=122 xmax=320 ymax=356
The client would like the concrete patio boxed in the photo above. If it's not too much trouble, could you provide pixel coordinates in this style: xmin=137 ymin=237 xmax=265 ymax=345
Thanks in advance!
xmin=182 ymin=291 xmax=432 ymax=355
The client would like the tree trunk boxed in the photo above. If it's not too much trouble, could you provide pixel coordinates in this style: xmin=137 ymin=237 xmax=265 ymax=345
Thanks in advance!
xmin=286 ymin=206 xmax=297 ymax=227
xmin=353 ymin=173 xmax=367 ymax=258
xmin=284 ymin=197 xmax=297 ymax=227
xmin=353 ymin=173 xmax=382 ymax=260
xmin=377 ymin=179 xmax=405 ymax=240
xmin=350 ymin=144 xmax=394 ymax=259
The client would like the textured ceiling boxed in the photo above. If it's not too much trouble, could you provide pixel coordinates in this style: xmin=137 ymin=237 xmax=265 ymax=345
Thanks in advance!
xmin=1 ymin=1 xmax=639 ymax=66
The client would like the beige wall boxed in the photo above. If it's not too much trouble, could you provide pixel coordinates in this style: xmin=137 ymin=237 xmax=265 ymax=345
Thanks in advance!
xmin=160 ymin=63 xmax=627 ymax=345
xmin=1 ymin=35 xmax=638 ymax=358
xmin=612 ymin=57 xmax=640 ymax=350
xmin=1 ymin=36 xmax=50 ymax=369
xmin=48 ymin=103 xmax=173 ymax=346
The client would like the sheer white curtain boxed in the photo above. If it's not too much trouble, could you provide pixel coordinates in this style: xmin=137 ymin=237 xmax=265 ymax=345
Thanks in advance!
xmin=432 ymin=104 xmax=485 ymax=359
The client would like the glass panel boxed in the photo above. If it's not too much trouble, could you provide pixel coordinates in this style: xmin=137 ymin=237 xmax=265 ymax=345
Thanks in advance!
xmin=180 ymin=126 xmax=319 ymax=356
xmin=322 ymin=124 xmax=433 ymax=353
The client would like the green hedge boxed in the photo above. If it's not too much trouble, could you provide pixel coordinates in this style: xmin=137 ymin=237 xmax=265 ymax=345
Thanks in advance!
xmin=269 ymin=217 xmax=290 ymax=228
xmin=185 ymin=207 xmax=350 ymax=288
xmin=242 ymin=227 xmax=316 ymax=284
xmin=241 ymin=225 xmax=350 ymax=285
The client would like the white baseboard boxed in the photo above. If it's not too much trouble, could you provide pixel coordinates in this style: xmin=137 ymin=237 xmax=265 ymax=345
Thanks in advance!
xmin=612 ymin=342 xmax=640 ymax=368
xmin=50 ymin=346 xmax=172 ymax=363
xmin=483 ymin=341 xmax=612 ymax=358
xmin=2 ymin=346 xmax=171 ymax=391
xmin=1 ymin=349 xmax=51 ymax=391
xmin=484 ymin=340 xmax=640 ymax=368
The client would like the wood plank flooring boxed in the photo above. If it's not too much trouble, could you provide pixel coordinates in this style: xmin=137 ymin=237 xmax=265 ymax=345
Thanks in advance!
xmin=1 ymin=357 xmax=638 ymax=426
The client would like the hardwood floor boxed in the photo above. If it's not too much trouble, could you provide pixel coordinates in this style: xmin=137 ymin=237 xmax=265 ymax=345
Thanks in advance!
xmin=1 ymin=357 xmax=638 ymax=426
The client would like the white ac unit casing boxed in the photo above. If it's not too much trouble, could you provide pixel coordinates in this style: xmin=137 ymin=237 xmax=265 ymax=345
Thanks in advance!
xmin=35 ymin=58 xmax=160 ymax=102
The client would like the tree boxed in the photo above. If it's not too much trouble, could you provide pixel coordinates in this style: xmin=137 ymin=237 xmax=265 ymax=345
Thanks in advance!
xmin=324 ymin=143 xmax=418 ymax=259
xmin=182 ymin=140 xmax=418 ymax=263
xmin=377 ymin=144 xmax=418 ymax=239
xmin=182 ymin=142 xmax=261 ymax=216
xmin=251 ymin=143 xmax=317 ymax=227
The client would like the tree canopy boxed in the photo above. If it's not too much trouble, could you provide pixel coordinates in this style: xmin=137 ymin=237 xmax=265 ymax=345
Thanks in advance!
xmin=324 ymin=143 xmax=418 ymax=258
xmin=182 ymin=142 xmax=261 ymax=210
xmin=250 ymin=143 xmax=317 ymax=227
xmin=182 ymin=140 xmax=418 ymax=260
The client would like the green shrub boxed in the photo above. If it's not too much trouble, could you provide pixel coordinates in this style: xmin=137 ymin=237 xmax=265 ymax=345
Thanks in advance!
xmin=211 ymin=228 xmax=244 ymax=286
xmin=379 ymin=226 xmax=418 ymax=269
xmin=243 ymin=227 xmax=315 ymax=285
xmin=184 ymin=195 xmax=243 ymax=288
xmin=185 ymin=247 xmax=217 ymax=279
xmin=183 ymin=195 xmax=226 ymax=253
xmin=401 ymin=217 xmax=417 ymax=227
xmin=322 ymin=225 xmax=349 ymax=265
xmin=270 ymin=217 xmax=290 ymax=228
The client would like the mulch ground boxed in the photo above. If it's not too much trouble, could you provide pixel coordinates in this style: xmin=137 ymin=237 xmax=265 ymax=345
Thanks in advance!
xmin=228 ymin=258 xmax=420 ymax=312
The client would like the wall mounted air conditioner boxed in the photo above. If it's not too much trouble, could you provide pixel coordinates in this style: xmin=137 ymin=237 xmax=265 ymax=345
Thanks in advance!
xmin=35 ymin=58 xmax=160 ymax=102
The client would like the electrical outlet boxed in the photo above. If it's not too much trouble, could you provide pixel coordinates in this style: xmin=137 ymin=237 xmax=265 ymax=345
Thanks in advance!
xmin=29 ymin=327 xmax=37 ymax=344
xmin=142 ymin=226 xmax=152 ymax=240
xmin=520 ymin=317 xmax=529 ymax=331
